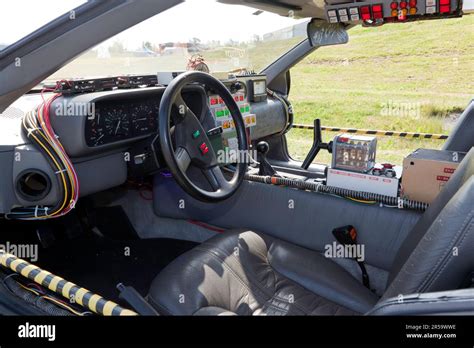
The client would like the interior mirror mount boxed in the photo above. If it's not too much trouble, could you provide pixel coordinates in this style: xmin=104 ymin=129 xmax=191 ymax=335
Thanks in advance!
xmin=307 ymin=19 xmax=349 ymax=47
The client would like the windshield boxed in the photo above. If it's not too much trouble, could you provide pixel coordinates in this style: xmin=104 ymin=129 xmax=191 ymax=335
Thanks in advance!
xmin=43 ymin=0 xmax=308 ymax=83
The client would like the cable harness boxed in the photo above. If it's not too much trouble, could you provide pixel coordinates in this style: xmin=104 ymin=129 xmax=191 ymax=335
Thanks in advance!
xmin=7 ymin=89 xmax=79 ymax=220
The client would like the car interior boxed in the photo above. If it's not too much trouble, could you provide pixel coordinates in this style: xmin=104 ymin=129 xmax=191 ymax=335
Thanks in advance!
xmin=0 ymin=0 xmax=473 ymax=317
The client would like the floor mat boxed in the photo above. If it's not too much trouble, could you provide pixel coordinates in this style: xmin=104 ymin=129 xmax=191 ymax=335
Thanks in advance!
xmin=35 ymin=236 xmax=198 ymax=304
xmin=87 ymin=205 xmax=140 ymax=240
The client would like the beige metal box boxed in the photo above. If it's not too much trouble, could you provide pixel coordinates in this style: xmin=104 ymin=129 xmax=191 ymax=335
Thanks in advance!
xmin=402 ymin=149 xmax=465 ymax=204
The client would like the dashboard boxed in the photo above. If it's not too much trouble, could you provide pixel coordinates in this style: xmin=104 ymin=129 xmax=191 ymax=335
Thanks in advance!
xmin=0 ymin=75 xmax=289 ymax=216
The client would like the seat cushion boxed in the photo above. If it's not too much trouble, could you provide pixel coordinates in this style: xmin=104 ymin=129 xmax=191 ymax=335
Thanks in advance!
xmin=148 ymin=230 xmax=379 ymax=315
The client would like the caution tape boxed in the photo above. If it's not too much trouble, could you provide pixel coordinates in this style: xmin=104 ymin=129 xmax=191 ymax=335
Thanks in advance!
xmin=292 ymin=124 xmax=448 ymax=140
xmin=0 ymin=251 xmax=138 ymax=316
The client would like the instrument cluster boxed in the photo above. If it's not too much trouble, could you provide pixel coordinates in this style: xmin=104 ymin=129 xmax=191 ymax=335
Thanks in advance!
xmin=84 ymin=91 xmax=203 ymax=147
xmin=85 ymin=98 xmax=158 ymax=147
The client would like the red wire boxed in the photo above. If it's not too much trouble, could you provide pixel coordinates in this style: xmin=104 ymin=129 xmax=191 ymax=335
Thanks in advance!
xmin=187 ymin=220 xmax=226 ymax=233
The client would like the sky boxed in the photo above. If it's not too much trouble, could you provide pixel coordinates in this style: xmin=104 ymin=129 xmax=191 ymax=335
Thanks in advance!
xmin=0 ymin=0 xmax=306 ymax=50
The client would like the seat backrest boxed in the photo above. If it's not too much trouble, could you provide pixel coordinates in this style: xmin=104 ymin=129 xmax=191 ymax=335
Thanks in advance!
xmin=443 ymin=100 xmax=474 ymax=153
xmin=382 ymin=147 xmax=474 ymax=300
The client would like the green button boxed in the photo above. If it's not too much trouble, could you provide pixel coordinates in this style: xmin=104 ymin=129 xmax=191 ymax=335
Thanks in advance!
xmin=240 ymin=107 xmax=245 ymax=113
xmin=224 ymin=109 xmax=230 ymax=116
xmin=192 ymin=130 xmax=200 ymax=139
xmin=245 ymin=106 xmax=250 ymax=112
xmin=216 ymin=110 xmax=225 ymax=117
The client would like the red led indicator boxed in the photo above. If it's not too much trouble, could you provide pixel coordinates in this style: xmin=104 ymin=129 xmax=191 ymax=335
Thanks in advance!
xmin=440 ymin=4 xmax=450 ymax=12
xmin=360 ymin=6 xmax=371 ymax=19
xmin=390 ymin=2 xmax=398 ymax=9
xmin=440 ymin=0 xmax=450 ymax=4
xmin=400 ymin=1 xmax=407 ymax=8
xmin=210 ymin=98 xmax=218 ymax=105
xmin=372 ymin=4 xmax=383 ymax=12
xmin=409 ymin=0 xmax=417 ymax=6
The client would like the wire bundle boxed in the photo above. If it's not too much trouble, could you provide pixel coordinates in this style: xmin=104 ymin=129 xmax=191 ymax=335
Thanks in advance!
xmin=245 ymin=173 xmax=429 ymax=212
xmin=8 ymin=90 xmax=79 ymax=220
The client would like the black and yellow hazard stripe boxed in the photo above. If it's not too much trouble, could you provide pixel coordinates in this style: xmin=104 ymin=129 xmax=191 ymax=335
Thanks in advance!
xmin=292 ymin=124 xmax=449 ymax=140
xmin=0 ymin=252 xmax=137 ymax=316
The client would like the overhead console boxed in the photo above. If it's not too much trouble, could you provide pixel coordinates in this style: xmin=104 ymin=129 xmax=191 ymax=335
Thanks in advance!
xmin=324 ymin=0 xmax=463 ymax=25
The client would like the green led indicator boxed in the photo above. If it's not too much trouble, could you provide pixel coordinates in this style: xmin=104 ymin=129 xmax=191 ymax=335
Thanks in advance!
xmin=192 ymin=130 xmax=200 ymax=139
xmin=245 ymin=106 xmax=250 ymax=112
xmin=224 ymin=109 xmax=230 ymax=116
xmin=216 ymin=110 xmax=225 ymax=117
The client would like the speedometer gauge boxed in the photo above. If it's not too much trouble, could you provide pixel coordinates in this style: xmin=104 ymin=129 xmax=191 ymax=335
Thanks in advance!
xmin=104 ymin=109 xmax=130 ymax=139
xmin=131 ymin=104 xmax=157 ymax=135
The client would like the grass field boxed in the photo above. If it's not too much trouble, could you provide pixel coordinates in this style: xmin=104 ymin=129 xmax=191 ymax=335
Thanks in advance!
xmin=286 ymin=15 xmax=474 ymax=165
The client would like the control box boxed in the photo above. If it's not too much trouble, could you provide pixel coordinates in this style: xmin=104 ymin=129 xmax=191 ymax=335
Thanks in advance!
xmin=325 ymin=0 xmax=461 ymax=24
xmin=327 ymin=166 xmax=401 ymax=197
xmin=332 ymin=134 xmax=377 ymax=173
xmin=208 ymin=93 xmax=256 ymax=154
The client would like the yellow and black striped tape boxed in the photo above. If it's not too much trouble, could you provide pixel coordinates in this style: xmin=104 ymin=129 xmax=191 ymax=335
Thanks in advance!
xmin=0 ymin=252 xmax=137 ymax=316
xmin=292 ymin=124 xmax=449 ymax=140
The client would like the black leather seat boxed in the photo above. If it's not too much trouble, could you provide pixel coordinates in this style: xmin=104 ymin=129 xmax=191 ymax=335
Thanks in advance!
xmin=149 ymin=148 xmax=474 ymax=315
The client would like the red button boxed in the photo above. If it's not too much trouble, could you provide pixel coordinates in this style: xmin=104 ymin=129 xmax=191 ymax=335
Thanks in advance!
xmin=440 ymin=0 xmax=450 ymax=4
xmin=239 ymin=95 xmax=244 ymax=101
xmin=202 ymin=146 xmax=209 ymax=155
xmin=440 ymin=4 xmax=450 ymax=12
xmin=210 ymin=98 xmax=218 ymax=105
xmin=372 ymin=4 xmax=383 ymax=12
xmin=200 ymin=143 xmax=207 ymax=150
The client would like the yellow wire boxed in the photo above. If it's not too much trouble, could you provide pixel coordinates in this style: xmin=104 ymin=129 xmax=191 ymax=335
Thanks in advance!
xmin=36 ymin=104 xmax=77 ymax=212
xmin=21 ymin=113 xmax=69 ymax=218
xmin=17 ymin=282 xmax=40 ymax=296
xmin=345 ymin=197 xmax=377 ymax=204
xmin=42 ymin=296 xmax=85 ymax=316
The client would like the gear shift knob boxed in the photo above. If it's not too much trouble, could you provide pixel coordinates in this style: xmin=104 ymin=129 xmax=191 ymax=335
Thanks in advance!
xmin=255 ymin=141 xmax=277 ymax=176
xmin=256 ymin=141 xmax=270 ymax=155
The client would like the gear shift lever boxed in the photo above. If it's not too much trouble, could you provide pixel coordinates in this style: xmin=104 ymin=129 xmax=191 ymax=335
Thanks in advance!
xmin=256 ymin=141 xmax=277 ymax=176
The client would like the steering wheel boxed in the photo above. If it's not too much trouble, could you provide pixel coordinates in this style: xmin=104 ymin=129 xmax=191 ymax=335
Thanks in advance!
xmin=158 ymin=71 xmax=248 ymax=202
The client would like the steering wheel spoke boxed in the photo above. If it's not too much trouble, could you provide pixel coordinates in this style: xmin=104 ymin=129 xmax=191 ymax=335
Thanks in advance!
xmin=175 ymin=146 xmax=192 ymax=173
xmin=203 ymin=165 xmax=232 ymax=191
